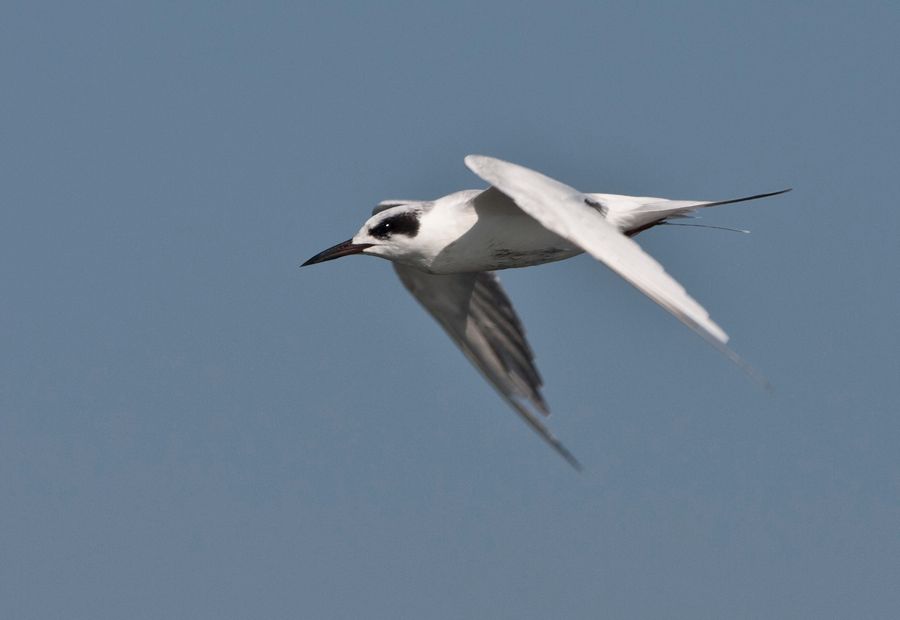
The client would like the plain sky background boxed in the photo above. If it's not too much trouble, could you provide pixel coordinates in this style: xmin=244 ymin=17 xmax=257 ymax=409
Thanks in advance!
xmin=2 ymin=2 xmax=899 ymax=618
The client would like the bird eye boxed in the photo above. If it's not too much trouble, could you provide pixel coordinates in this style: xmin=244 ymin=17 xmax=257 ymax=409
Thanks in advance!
xmin=370 ymin=221 xmax=392 ymax=238
xmin=369 ymin=212 xmax=420 ymax=239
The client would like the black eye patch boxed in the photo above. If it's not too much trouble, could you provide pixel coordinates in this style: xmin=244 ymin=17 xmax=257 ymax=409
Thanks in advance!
xmin=369 ymin=212 xmax=420 ymax=239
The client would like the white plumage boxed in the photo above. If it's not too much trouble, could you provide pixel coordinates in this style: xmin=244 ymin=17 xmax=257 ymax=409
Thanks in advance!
xmin=303 ymin=155 xmax=789 ymax=469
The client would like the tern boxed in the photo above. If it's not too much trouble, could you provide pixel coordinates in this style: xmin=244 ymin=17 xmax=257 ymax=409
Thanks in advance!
xmin=302 ymin=155 xmax=789 ymax=470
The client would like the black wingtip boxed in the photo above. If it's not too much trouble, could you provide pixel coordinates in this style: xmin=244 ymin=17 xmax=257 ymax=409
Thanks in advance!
xmin=545 ymin=438 xmax=584 ymax=472
xmin=511 ymin=400 xmax=584 ymax=472
xmin=540 ymin=425 xmax=584 ymax=472
xmin=560 ymin=447 xmax=584 ymax=472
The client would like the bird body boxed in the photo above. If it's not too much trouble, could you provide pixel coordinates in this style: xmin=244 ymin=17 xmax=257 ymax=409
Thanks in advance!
xmin=389 ymin=189 xmax=581 ymax=274
xmin=302 ymin=155 xmax=789 ymax=469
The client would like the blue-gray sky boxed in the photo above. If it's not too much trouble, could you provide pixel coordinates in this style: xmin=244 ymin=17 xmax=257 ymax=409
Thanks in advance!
xmin=2 ymin=2 xmax=899 ymax=618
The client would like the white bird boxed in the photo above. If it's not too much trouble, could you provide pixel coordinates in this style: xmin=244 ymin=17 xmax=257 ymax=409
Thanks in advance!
xmin=302 ymin=155 xmax=789 ymax=469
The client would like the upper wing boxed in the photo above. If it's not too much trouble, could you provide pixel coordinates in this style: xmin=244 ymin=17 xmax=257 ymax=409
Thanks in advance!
xmin=465 ymin=155 xmax=766 ymax=384
xmin=393 ymin=263 xmax=581 ymax=470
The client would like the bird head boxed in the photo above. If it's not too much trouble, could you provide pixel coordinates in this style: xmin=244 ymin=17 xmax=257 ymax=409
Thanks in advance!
xmin=301 ymin=205 xmax=423 ymax=267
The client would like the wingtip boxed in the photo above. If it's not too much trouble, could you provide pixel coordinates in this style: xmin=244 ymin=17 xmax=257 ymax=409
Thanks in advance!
xmin=464 ymin=154 xmax=512 ymax=177
xmin=464 ymin=154 xmax=491 ymax=173
xmin=546 ymin=433 xmax=584 ymax=472
xmin=537 ymin=423 xmax=584 ymax=472
xmin=562 ymin=449 xmax=585 ymax=473
xmin=718 ymin=341 xmax=773 ymax=392
xmin=508 ymin=396 xmax=583 ymax=472
xmin=534 ymin=419 xmax=584 ymax=472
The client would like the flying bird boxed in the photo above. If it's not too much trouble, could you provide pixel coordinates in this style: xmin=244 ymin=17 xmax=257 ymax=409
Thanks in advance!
xmin=302 ymin=155 xmax=789 ymax=469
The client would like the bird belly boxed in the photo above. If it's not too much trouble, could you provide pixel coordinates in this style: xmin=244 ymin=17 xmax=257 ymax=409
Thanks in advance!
xmin=483 ymin=246 xmax=581 ymax=270
xmin=425 ymin=217 xmax=581 ymax=273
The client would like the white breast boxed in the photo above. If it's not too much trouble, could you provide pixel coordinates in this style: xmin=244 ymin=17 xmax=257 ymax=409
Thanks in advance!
xmin=419 ymin=189 xmax=581 ymax=274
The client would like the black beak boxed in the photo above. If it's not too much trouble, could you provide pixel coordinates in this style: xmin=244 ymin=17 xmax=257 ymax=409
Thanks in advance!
xmin=301 ymin=239 xmax=374 ymax=267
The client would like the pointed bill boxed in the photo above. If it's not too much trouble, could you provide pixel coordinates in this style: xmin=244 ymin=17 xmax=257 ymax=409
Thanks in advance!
xmin=301 ymin=239 xmax=373 ymax=266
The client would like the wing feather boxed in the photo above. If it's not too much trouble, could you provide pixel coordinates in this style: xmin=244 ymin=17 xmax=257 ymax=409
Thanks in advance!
xmin=393 ymin=264 xmax=581 ymax=470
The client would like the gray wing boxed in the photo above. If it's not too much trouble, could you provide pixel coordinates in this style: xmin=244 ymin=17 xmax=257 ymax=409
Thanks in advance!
xmin=394 ymin=263 xmax=581 ymax=470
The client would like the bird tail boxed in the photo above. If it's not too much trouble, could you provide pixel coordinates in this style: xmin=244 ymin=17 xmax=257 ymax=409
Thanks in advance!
xmin=591 ymin=188 xmax=791 ymax=234
xmin=686 ymin=188 xmax=793 ymax=211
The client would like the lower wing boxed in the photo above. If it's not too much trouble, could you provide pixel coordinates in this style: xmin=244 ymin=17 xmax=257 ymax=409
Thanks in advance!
xmin=394 ymin=264 xmax=581 ymax=470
